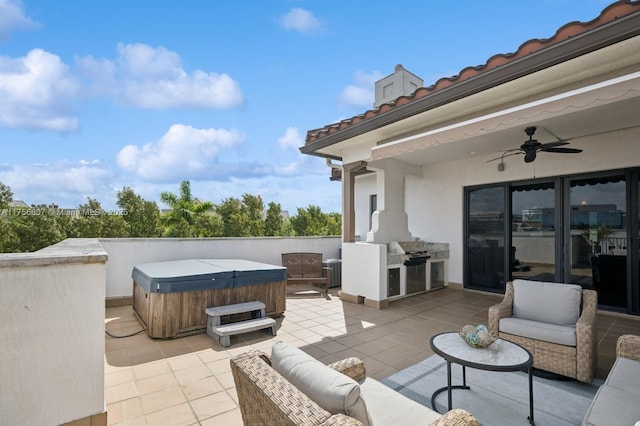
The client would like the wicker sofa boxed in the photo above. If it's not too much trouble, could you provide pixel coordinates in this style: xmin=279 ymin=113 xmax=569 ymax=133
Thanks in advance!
xmin=582 ymin=334 xmax=640 ymax=426
xmin=488 ymin=279 xmax=597 ymax=383
xmin=230 ymin=341 xmax=478 ymax=425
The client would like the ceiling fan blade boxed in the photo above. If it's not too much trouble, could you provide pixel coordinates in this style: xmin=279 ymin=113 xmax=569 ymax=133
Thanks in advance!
xmin=542 ymin=147 xmax=583 ymax=153
xmin=540 ymin=127 xmax=574 ymax=144
xmin=539 ymin=141 xmax=569 ymax=149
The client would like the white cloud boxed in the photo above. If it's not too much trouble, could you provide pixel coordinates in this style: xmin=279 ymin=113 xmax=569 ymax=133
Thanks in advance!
xmin=0 ymin=43 xmax=244 ymax=132
xmin=77 ymin=43 xmax=244 ymax=109
xmin=0 ymin=161 xmax=113 ymax=202
xmin=280 ymin=8 xmax=322 ymax=35
xmin=0 ymin=0 xmax=37 ymax=40
xmin=277 ymin=127 xmax=303 ymax=150
xmin=116 ymin=124 xmax=245 ymax=181
xmin=0 ymin=49 xmax=80 ymax=131
xmin=79 ymin=159 xmax=101 ymax=166
xmin=339 ymin=70 xmax=384 ymax=109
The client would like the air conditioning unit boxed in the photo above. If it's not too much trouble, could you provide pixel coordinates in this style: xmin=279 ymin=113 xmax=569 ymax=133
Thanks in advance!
xmin=323 ymin=259 xmax=342 ymax=288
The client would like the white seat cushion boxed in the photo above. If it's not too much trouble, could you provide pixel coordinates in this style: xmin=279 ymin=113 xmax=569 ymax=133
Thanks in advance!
xmin=512 ymin=279 xmax=582 ymax=326
xmin=359 ymin=377 xmax=441 ymax=425
xmin=271 ymin=341 xmax=371 ymax=425
xmin=604 ymin=357 xmax=640 ymax=396
xmin=582 ymin=384 xmax=640 ymax=426
xmin=500 ymin=317 xmax=576 ymax=346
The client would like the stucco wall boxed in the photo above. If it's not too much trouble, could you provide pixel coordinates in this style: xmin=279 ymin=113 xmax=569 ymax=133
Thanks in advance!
xmin=100 ymin=237 xmax=342 ymax=298
xmin=342 ymin=242 xmax=386 ymax=300
xmin=0 ymin=241 xmax=107 ymax=425
xmin=358 ymin=126 xmax=640 ymax=286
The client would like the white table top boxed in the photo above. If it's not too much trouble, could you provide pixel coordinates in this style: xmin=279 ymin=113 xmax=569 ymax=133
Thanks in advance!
xmin=431 ymin=332 xmax=532 ymax=370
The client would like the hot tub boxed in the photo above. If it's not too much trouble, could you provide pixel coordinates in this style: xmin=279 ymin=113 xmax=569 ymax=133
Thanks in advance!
xmin=132 ymin=259 xmax=287 ymax=338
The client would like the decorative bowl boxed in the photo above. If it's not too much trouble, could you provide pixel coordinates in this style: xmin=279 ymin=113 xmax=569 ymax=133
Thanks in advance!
xmin=459 ymin=324 xmax=496 ymax=348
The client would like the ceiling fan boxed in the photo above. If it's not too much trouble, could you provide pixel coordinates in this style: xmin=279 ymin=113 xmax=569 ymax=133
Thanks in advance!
xmin=488 ymin=126 xmax=583 ymax=164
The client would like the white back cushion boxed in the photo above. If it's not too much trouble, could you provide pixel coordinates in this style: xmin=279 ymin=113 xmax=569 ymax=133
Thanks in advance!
xmin=271 ymin=341 xmax=371 ymax=425
xmin=512 ymin=279 xmax=582 ymax=325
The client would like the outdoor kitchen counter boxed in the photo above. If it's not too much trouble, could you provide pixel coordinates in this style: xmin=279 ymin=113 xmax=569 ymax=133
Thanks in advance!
xmin=132 ymin=259 xmax=287 ymax=339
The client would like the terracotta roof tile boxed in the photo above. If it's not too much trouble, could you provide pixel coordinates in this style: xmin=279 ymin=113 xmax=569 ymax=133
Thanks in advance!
xmin=305 ymin=0 xmax=640 ymax=146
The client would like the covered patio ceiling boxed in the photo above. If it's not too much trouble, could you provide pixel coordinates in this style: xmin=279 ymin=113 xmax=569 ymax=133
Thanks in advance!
xmin=369 ymin=72 xmax=640 ymax=168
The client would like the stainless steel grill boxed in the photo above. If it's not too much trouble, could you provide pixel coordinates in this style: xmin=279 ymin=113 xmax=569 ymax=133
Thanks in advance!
xmin=388 ymin=241 xmax=430 ymax=295
xmin=388 ymin=241 xmax=430 ymax=264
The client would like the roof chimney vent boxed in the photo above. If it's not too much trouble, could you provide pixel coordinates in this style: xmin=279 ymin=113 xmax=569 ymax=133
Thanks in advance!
xmin=374 ymin=64 xmax=423 ymax=108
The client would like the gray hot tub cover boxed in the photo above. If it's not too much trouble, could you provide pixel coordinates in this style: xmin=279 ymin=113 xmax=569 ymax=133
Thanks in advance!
xmin=132 ymin=259 xmax=287 ymax=293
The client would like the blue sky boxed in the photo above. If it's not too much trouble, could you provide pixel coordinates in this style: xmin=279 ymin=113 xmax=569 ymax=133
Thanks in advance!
xmin=0 ymin=0 xmax=614 ymax=214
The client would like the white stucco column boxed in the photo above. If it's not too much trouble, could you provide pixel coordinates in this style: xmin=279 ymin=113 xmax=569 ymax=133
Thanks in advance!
xmin=366 ymin=158 xmax=422 ymax=243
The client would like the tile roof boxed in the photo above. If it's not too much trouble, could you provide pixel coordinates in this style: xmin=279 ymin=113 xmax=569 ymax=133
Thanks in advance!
xmin=305 ymin=0 xmax=640 ymax=147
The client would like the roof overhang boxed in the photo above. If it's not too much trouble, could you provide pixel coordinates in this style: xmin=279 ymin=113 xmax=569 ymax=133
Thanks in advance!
xmin=301 ymin=7 xmax=640 ymax=165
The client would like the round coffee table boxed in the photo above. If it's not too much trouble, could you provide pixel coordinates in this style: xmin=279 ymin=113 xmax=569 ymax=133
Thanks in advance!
xmin=430 ymin=332 xmax=535 ymax=425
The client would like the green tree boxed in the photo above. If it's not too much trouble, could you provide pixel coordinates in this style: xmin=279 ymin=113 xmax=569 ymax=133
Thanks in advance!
xmin=242 ymin=194 xmax=265 ymax=236
xmin=160 ymin=180 xmax=214 ymax=237
xmin=265 ymin=201 xmax=284 ymax=236
xmin=0 ymin=182 xmax=15 ymax=252
xmin=67 ymin=198 xmax=129 ymax=238
xmin=289 ymin=205 xmax=341 ymax=236
xmin=193 ymin=212 xmax=224 ymax=237
xmin=216 ymin=196 xmax=249 ymax=236
xmin=0 ymin=182 xmax=12 ymax=209
xmin=4 ymin=210 xmax=66 ymax=252
xmin=116 ymin=187 xmax=162 ymax=237
xmin=0 ymin=183 xmax=69 ymax=252
xmin=326 ymin=212 xmax=342 ymax=235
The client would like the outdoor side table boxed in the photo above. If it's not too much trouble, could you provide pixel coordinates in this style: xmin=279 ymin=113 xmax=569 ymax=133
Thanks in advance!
xmin=430 ymin=332 xmax=535 ymax=425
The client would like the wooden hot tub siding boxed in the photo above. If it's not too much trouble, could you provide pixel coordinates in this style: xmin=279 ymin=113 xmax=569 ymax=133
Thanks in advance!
xmin=133 ymin=279 xmax=286 ymax=339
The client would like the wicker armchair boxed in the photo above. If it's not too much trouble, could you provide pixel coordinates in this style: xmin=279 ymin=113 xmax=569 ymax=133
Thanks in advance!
xmin=488 ymin=280 xmax=597 ymax=383
xmin=231 ymin=349 xmax=478 ymax=426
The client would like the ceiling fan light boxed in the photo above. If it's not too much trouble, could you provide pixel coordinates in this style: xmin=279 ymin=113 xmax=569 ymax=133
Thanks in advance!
xmin=524 ymin=152 xmax=536 ymax=163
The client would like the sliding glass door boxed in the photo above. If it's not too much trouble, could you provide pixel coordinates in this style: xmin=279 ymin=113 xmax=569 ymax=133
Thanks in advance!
xmin=464 ymin=168 xmax=639 ymax=314
xmin=511 ymin=182 xmax=557 ymax=282
xmin=466 ymin=186 xmax=506 ymax=292
xmin=569 ymin=175 xmax=628 ymax=308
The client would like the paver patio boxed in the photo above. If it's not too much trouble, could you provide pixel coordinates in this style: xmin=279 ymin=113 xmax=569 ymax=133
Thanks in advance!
xmin=104 ymin=287 xmax=638 ymax=425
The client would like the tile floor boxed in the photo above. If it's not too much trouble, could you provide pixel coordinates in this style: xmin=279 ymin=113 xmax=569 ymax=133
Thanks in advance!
xmin=104 ymin=287 xmax=640 ymax=425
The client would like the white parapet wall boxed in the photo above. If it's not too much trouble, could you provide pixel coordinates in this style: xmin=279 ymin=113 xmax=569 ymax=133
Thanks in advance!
xmin=99 ymin=236 xmax=342 ymax=299
xmin=0 ymin=239 xmax=107 ymax=426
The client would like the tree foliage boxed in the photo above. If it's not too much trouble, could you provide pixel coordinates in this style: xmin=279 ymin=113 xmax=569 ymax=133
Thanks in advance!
xmin=66 ymin=198 xmax=129 ymax=238
xmin=0 ymin=183 xmax=13 ymax=252
xmin=0 ymin=182 xmax=12 ymax=209
xmin=265 ymin=201 xmax=284 ymax=236
xmin=160 ymin=180 xmax=215 ymax=237
xmin=117 ymin=187 xmax=162 ymax=237
xmin=242 ymin=194 xmax=266 ymax=237
xmin=0 ymin=180 xmax=341 ymax=252
xmin=216 ymin=196 xmax=250 ymax=237
xmin=289 ymin=205 xmax=341 ymax=236
xmin=4 ymin=210 xmax=66 ymax=252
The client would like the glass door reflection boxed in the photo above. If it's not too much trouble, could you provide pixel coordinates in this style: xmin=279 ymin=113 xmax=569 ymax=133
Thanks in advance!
xmin=570 ymin=175 xmax=627 ymax=308
xmin=511 ymin=182 xmax=556 ymax=282
xmin=467 ymin=186 xmax=505 ymax=292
